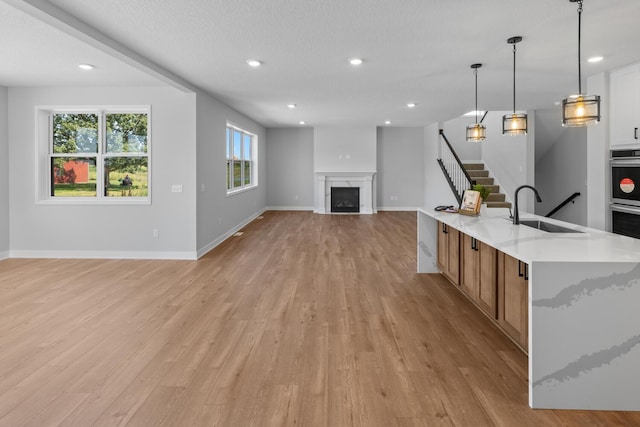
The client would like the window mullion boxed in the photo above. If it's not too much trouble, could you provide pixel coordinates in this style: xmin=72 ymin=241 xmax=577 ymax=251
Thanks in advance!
xmin=240 ymin=131 xmax=245 ymax=187
xmin=96 ymin=111 xmax=104 ymax=199
xmin=48 ymin=113 xmax=54 ymax=154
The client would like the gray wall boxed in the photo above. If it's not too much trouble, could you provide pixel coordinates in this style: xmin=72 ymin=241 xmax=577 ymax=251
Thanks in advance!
xmin=313 ymin=126 xmax=377 ymax=172
xmin=266 ymin=127 xmax=314 ymax=209
xmin=535 ymin=111 xmax=588 ymax=226
xmin=196 ymin=91 xmax=267 ymax=257
xmin=481 ymin=111 xmax=533 ymax=212
xmin=0 ymin=87 xmax=8 ymax=258
xmin=441 ymin=116 xmax=482 ymax=162
xmin=9 ymin=86 xmax=198 ymax=258
xmin=586 ymin=73 xmax=610 ymax=231
xmin=377 ymin=126 xmax=425 ymax=210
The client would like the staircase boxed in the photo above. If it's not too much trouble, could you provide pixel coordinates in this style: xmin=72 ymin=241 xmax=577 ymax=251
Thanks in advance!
xmin=463 ymin=163 xmax=512 ymax=209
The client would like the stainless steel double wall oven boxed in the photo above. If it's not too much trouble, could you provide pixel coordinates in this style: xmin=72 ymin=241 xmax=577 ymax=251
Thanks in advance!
xmin=611 ymin=149 xmax=640 ymax=239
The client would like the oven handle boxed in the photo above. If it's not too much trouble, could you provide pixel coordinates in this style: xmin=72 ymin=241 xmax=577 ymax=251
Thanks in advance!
xmin=611 ymin=204 xmax=640 ymax=215
xmin=610 ymin=159 xmax=640 ymax=166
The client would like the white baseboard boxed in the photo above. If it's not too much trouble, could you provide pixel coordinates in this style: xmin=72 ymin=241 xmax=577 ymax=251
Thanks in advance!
xmin=5 ymin=208 xmax=268 ymax=261
xmin=265 ymin=206 xmax=313 ymax=211
xmin=196 ymin=207 xmax=267 ymax=259
xmin=377 ymin=207 xmax=420 ymax=211
xmin=9 ymin=250 xmax=197 ymax=260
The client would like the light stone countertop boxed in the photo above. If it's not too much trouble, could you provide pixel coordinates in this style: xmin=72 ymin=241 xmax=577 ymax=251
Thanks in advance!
xmin=419 ymin=207 xmax=640 ymax=263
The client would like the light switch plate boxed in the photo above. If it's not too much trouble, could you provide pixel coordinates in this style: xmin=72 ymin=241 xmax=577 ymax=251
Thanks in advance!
xmin=171 ymin=184 xmax=183 ymax=193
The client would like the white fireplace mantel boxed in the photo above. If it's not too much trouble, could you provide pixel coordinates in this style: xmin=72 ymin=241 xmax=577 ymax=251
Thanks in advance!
xmin=315 ymin=171 xmax=376 ymax=214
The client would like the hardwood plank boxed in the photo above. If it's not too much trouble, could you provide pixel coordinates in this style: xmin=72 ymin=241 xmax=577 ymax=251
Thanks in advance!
xmin=0 ymin=211 xmax=638 ymax=426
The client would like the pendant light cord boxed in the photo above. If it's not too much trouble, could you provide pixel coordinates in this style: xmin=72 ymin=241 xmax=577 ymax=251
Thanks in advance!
xmin=474 ymin=67 xmax=478 ymax=124
xmin=513 ymin=43 xmax=517 ymax=114
xmin=577 ymin=0 xmax=583 ymax=95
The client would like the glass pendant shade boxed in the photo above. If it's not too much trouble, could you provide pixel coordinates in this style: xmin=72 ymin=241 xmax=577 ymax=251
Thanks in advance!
xmin=503 ymin=113 xmax=528 ymax=135
xmin=466 ymin=63 xmax=485 ymax=142
xmin=562 ymin=94 xmax=600 ymax=127
xmin=466 ymin=123 xmax=486 ymax=142
xmin=503 ymin=36 xmax=528 ymax=135
xmin=562 ymin=0 xmax=600 ymax=127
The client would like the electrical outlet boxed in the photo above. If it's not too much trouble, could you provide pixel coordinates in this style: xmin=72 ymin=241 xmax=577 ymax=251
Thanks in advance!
xmin=153 ymin=229 xmax=159 ymax=238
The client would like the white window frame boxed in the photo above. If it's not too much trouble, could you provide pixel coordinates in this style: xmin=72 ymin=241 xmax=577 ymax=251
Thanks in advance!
xmin=35 ymin=105 xmax=152 ymax=205
xmin=226 ymin=122 xmax=258 ymax=196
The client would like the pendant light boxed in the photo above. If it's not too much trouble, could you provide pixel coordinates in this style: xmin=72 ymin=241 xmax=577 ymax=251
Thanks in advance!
xmin=466 ymin=63 xmax=486 ymax=142
xmin=562 ymin=0 xmax=600 ymax=127
xmin=503 ymin=36 xmax=527 ymax=135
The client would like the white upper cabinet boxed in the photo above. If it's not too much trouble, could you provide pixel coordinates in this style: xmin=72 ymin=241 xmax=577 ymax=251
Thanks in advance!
xmin=610 ymin=63 xmax=640 ymax=148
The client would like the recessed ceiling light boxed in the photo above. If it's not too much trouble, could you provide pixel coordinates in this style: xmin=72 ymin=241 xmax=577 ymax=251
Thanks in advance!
xmin=78 ymin=64 xmax=95 ymax=70
xmin=384 ymin=120 xmax=391 ymax=125
xmin=287 ymin=104 xmax=297 ymax=109
xmin=246 ymin=59 xmax=262 ymax=67
xmin=299 ymin=121 xmax=306 ymax=125
xmin=407 ymin=103 xmax=416 ymax=108
xmin=349 ymin=58 xmax=363 ymax=66
xmin=588 ymin=56 xmax=604 ymax=63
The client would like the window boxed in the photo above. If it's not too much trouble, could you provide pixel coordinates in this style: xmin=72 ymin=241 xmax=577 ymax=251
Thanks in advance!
xmin=39 ymin=107 xmax=150 ymax=203
xmin=226 ymin=123 xmax=257 ymax=193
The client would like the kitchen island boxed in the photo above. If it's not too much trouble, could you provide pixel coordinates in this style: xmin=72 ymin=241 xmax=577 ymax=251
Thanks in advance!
xmin=417 ymin=208 xmax=640 ymax=410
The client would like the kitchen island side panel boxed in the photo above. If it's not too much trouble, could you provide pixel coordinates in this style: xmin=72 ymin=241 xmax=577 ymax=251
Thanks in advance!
xmin=417 ymin=211 xmax=439 ymax=273
xmin=530 ymin=261 xmax=640 ymax=410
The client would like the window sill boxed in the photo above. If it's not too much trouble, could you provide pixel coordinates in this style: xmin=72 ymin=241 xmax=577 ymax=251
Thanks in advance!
xmin=226 ymin=185 xmax=258 ymax=198
xmin=36 ymin=197 xmax=151 ymax=206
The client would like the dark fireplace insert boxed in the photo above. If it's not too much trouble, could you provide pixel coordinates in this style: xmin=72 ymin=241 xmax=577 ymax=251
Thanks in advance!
xmin=331 ymin=187 xmax=360 ymax=213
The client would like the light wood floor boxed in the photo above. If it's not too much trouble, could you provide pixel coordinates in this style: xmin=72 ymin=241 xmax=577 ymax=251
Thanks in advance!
xmin=0 ymin=211 xmax=639 ymax=427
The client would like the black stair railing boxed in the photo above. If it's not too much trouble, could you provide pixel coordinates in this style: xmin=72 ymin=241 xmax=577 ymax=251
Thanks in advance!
xmin=437 ymin=129 xmax=475 ymax=206
xmin=545 ymin=192 xmax=581 ymax=218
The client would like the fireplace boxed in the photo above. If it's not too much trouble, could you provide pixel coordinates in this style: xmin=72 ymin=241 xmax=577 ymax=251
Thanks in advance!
xmin=331 ymin=187 xmax=360 ymax=213
xmin=315 ymin=172 xmax=375 ymax=214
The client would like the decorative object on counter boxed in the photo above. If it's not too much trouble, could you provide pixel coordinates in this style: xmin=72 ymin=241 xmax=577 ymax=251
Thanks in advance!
xmin=471 ymin=184 xmax=491 ymax=202
xmin=459 ymin=189 xmax=482 ymax=216
xmin=562 ymin=0 xmax=601 ymax=127
xmin=434 ymin=205 xmax=458 ymax=213
xmin=503 ymin=36 xmax=528 ymax=135
xmin=466 ymin=64 xmax=486 ymax=142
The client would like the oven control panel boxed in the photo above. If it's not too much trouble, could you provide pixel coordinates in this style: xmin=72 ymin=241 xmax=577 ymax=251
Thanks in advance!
xmin=612 ymin=149 xmax=640 ymax=159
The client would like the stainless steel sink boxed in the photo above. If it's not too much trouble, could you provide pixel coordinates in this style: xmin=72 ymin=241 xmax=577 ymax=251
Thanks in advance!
xmin=519 ymin=220 xmax=583 ymax=233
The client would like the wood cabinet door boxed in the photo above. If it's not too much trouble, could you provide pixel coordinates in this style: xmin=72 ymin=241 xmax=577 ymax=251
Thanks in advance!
xmin=437 ymin=221 xmax=448 ymax=272
xmin=460 ymin=234 xmax=479 ymax=297
xmin=446 ymin=227 xmax=460 ymax=285
xmin=477 ymin=242 xmax=497 ymax=318
xmin=498 ymin=252 xmax=528 ymax=351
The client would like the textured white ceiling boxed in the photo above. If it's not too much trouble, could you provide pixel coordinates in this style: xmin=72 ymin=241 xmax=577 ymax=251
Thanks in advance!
xmin=2 ymin=0 xmax=640 ymax=127
xmin=0 ymin=2 xmax=161 ymax=87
